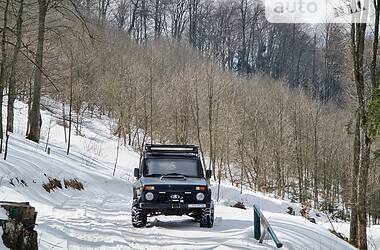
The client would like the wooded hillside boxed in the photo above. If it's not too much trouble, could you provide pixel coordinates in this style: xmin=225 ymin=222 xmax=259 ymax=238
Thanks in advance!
xmin=0 ymin=0 xmax=380 ymax=249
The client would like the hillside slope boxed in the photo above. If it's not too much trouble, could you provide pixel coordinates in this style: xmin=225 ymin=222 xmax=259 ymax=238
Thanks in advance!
xmin=0 ymin=100 xmax=361 ymax=249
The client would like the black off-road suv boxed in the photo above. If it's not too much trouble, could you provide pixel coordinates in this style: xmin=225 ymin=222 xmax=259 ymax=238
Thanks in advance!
xmin=132 ymin=144 xmax=214 ymax=228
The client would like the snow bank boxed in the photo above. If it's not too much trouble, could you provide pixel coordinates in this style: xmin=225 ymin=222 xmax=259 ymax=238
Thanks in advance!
xmin=320 ymin=221 xmax=380 ymax=250
xmin=265 ymin=212 xmax=355 ymax=250
xmin=212 ymin=183 xmax=300 ymax=215
xmin=369 ymin=225 xmax=380 ymax=249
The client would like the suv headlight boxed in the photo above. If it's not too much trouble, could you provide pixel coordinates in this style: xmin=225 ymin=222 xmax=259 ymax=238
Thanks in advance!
xmin=196 ymin=192 xmax=205 ymax=201
xmin=145 ymin=192 xmax=154 ymax=201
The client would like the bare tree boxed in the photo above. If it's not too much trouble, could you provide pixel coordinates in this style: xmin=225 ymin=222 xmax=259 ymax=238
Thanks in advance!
xmin=7 ymin=0 xmax=24 ymax=133
xmin=0 ymin=0 xmax=10 ymax=152
xmin=350 ymin=4 xmax=370 ymax=248
xmin=115 ymin=0 xmax=129 ymax=30
xmin=26 ymin=0 xmax=49 ymax=143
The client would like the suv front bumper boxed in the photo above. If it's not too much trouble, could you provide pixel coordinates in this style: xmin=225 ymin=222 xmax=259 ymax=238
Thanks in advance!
xmin=140 ymin=202 xmax=212 ymax=209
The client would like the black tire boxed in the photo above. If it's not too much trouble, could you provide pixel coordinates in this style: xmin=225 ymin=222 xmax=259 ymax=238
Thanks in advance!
xmin=200 ymin=205 xmax=214 ymax=228
xmin=132 ymin=204 xmax=147 ymax=228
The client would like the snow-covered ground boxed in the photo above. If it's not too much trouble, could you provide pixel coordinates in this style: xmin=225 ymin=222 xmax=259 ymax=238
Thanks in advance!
xmin=319 ymin=222 xmax=380 ymax=250
xmin=0 ymin=100 xmax=375 ymax=249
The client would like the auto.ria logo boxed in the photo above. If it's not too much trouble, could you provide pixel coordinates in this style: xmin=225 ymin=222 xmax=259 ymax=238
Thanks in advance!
xmin=265 ymin=0 xmax=371 ymax=23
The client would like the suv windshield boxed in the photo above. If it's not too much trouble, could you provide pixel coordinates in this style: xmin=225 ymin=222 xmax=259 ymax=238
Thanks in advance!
xmin=143 ymin=158 xmax=202 ymax=178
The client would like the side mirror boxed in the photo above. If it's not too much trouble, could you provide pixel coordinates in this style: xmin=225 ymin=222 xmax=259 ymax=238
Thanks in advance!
xmin=134 ymin=168 xmax=140 ymax=178
xmin=206 ymin=170 xmax=212 ymax=179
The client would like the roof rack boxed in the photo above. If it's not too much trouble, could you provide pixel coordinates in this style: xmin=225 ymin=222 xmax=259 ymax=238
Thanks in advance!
xmin=144 ymin=144 xmax=199 ymax=155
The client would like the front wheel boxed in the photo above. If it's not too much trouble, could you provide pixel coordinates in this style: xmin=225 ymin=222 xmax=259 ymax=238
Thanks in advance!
xmin=200 ymin=205 xmax=214 ymax=228
xmin=131 ymin=204 xmax=147 ymax=228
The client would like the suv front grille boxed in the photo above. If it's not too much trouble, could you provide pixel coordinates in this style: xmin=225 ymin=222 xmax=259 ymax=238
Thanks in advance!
xmin=154 ymin=185 xmax=195 ymax=192
xmin=154 ymin=191 xmax=195 ymax=203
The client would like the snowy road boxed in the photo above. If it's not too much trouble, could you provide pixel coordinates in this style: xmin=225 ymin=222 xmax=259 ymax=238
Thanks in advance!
xmin=37 ymin=202 xmax=264 ymax=249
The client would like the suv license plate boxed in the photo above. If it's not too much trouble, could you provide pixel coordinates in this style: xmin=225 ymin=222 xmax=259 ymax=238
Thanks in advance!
xmin=188 ymin=204 xmax=206 ymax=208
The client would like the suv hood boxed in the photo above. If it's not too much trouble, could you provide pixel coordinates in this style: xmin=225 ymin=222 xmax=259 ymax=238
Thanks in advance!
xmin=141 ymin=177 xmax=207 ymax=186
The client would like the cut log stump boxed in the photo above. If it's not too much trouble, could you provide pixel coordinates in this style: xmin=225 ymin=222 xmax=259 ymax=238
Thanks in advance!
xmin=0 ymin=201 xmax=38 ymax=250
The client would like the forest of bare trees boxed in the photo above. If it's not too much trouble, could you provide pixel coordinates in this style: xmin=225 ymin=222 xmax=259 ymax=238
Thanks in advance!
xmin=0 ymin=0 xmax=380 ymax=249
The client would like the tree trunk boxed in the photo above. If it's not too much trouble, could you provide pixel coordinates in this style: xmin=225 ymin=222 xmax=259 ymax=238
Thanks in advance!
xmin=350 ymin=111 xmax=360 ymax=247
xmin=357 ymin=115 xmax=370 ymax=250
xmin=141 ymin=0 xmax=147 ymax=43
xmin=351 ymin=18 xmax=369 ymax=249
xmin=27 ymin=0 xmax=48 ymax=143
xmin=113 ymin=133 xmax=121 ymax=176
xmin=26 ymin=79 xmax=32 ymax=136
xmin=0 ymin=0 xmax=10 ymax=153
xmin=207 ymin=68 xmax=214 ymax=174
xmin=371 ymin=0 xmax=380 ymax=91
xmin=149 ymin=66 xmax=153 ymax=143
xmin=191 ymin=83 xmax=206 ymax=169
xmin=313 ymin=107 xmax=319 ymax=208
xmin=128 ymin=0 xmax=139 ymax=36
xmin=189 ymin=0 xmax=199 ymax=47
xmin=154 ymin=0 xmax=162 ymax=39
xmin=7 ymin=0 xmax=24 ymax=133
xmin=62 ymin=102 xmax=67 ymax=143
xmin=67 ymin=62 xmax=73 ymax=155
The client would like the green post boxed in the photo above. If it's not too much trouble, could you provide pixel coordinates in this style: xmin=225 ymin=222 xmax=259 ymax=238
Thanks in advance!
xmin=268 ymin=225 xmax=283 ymax=248
xmin=254 ymin=205 xmax=261 ymax=240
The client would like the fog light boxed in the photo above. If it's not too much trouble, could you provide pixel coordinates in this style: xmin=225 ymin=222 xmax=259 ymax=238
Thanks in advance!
xmin=196 ymin=192 xmax=205 ymax=201
xmin=145 ymin=192 xmax=154 ymax=201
